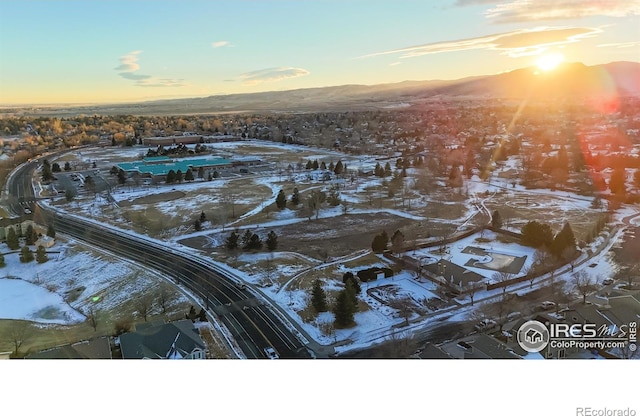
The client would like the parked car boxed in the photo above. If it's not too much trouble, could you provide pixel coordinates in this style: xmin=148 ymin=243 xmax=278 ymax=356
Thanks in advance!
xmin=602 ymin=278 xmax=614 ymax=285
xmin=539 ymin=301 xmax=556 ymax=310
xmin=474 ymin=318 xmax=497 ymax=332
xmin=263 ymin=347 xmax=279 ymax=359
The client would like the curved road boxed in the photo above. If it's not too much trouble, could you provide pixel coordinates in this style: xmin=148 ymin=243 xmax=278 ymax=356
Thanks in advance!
xmin=8 ymin=159 xmax=310 ymax=359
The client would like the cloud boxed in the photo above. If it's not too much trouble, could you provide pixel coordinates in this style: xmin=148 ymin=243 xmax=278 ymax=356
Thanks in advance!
xmin=484 ymin=0 xmax=640 ymax=23
xmin=211 ymin=40 xmax=231 ymax=48
xmin=239 ymin=67 xmax=310 ymax=86
xmin=359 ymin=26 xmax=602 ymax=59
xmin=115 ymin=51 xmax=184 ymax=87
xmin=597 ymin=41 xmax=640 ymax=48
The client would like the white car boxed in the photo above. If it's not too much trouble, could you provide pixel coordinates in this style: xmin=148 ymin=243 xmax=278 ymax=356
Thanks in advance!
xmin=263 ymin=347 xmax=279 ymax=359
xmin=602 ymin=278 xmax=614 ymax=285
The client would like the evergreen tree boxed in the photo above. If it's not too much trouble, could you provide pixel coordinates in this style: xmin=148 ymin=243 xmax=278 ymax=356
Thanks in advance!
xmin=305 ymin=160 xmax=313 ymax=170
xmin=310 ymin=279 xmax=328 ymax=313
xmin=276 ymin=189 xmax=287 ymax=209
xmin=247 ymin=234 xmax=263 ymax=250
xmin=384 ymin=162 xmax=392 ymax=177
xmin=36 ymin=245 xmax=48 ymax=263
xmin=194 ymin=219 xmax=202 ymax=232
xmin=342 ymin=272 xmax=361 ymax=294
xmin=334 ymin=160 xmax=343 ymax=175
xmin=117 ymin=169 xmax=127 ymax=185
xmin=52 ymin=162 xmax=61 ymax=172
xmin=184 ymin=168 xmax=194 ymax=182
xmin=213 ymin=170 xmax=220 ymax=179
xmin=371 ymin=230 xmax=389 ymax=253
xmin=6 ymin=227 xmax=19 ymax=250
xmin=225 ymin=231 xmax=239 ymax=250
xmin=550 ymin=222 xmax=576 ymax=259
xmin=266 ymin=231 xmax=278 ymax=251
xmin=19 ymin=246 xmax=33 ymax=263
xmin=312 ymin=160 xmax=319 ymax=170
xmin=290 ymin=187 xmax=300 ymax=206
xmin=328 ymin=161 xmax=335 ymax=172
xmin=197 ymin=166 xmax=205 ymax=181
xmin=491 ymin=210 xmax=503 ymax=229
xmin=241 ymin=229 xmax=253 ymax=249
xmin=41 ymin=159 xmax=53 ymax=182
xmin=175 ymin=170 xmax=183 ymax=183
xmin=320 ymin=161 xmax=327 ymax=170
xmin=0 ymin=253 xmax=5 ymax=267
xmin=64 ymin=161 xmax=72 ymax=171
xmin=521 ymin=221 xmax=554 ymax=248
xmin=25 ymin=224 xmax=37 ymax=245
xmin=333 ymin=287 xmax=356 ymax=328
xmin=200 ymin=211 xmax=207 ymax=223
xmin=374 ymin=162 xmax=383 ymax=177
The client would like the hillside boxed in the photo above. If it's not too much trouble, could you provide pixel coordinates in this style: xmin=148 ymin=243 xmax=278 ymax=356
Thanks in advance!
xmin=5 ymin=61 xmax=639 ymax=117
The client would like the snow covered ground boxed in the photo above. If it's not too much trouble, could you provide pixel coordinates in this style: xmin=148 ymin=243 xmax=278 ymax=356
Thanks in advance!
xmin=2 ymin=141 xmax=637 ymax=357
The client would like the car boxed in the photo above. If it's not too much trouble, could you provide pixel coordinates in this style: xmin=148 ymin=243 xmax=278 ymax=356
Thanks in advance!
xmin=539 ymin=301 xmax=556 ymax=310
xmin=602 ymin=278 xmax=614 ymax=285
xmin=23 ymin=208 xmax=32 ymax=215
xmin=236 ymin=282 xmax=247 ymax=290
xmin=474 ymin=318 xmax=497 ymax=332
xmin=263 ymin=347 xmax=279 ymax=359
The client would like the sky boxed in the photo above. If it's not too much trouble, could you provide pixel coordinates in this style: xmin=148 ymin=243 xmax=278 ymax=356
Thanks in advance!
xmin=0 ymin=0 xmax=639 ymax=105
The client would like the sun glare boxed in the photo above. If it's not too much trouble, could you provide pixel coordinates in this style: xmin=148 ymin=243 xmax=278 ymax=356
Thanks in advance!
xmin=535 ymin=53 xmax=565 ymax=72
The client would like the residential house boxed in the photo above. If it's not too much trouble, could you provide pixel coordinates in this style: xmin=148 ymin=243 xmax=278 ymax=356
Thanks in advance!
xmin=119 ymin=320 xmax=206 ymax=359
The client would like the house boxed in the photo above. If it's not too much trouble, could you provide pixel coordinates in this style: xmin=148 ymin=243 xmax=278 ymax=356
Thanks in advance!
xmin=35 ymin=235 xmax=55 ymax=248
xmin=26 ymin=337 xmax=112 ymax=359
xmin=119 ymin=320 xmax=207 ymax=359
xmin=438 ymin=333 xmax=521 ymax=359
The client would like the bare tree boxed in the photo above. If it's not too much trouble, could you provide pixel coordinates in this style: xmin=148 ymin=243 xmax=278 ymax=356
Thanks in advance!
xmin=87 ymin=306 xmax=99 ymax=332
xmin=466 ymin=281 xmax=484 ymax=306
xmin=492 ymin=271 xmax=513 ymax=295
xmin=572 ymin=271 xmax=597 ymax=304
xmin=371 ymin=330 xmax=418 ymax=358
xmin=134 ymin=295 xmax=154 ymax=322
xmin=157 ymin=283 xmax=177 ymax=314
xmin=388 ymin=296 xmax=415 ymax=326
xmin=7 ymin=320 xmax=33 ymax=357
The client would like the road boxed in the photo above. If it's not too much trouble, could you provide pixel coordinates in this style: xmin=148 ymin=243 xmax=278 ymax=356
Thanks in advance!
xmin=9 ymin=159 xmax=310 ymax=359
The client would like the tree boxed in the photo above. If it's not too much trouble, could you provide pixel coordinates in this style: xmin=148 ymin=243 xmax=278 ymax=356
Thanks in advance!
xmin=0 ymin=253 xmax=5 ymax=267
xmin=310 ymin=279 xmax=328 ymax=313
xmin=389 ymin=296 xmax=414 ymax=326
xmin=573 ymin=271 xmax=597 ymax=304
xmin=41 ymin=159 xmax=53 ymax=182
xmin=25 ymin=224 xmax=37 ymax=245
xmin=342 ymin=272 xmax=361 ymax=294
xmin=114 ymin=319 xmax=132 ymax=336
xmin=65 ymin=186 xmax=77 ymax=202
xmin=247 ymin=233 xmax=263 ymax=250
xmin=166 ymin=169 xmax=176 ymax=184
xmin=134 ymin=295 xmax=154 ymax=322
xmin=184 ymin=168 xmax=194 ymax=182
xmin=19 ymin=246 xmax=33 ymax=263
xmin=117 ymin=169 xmax=127 ymax=185
xmin=466 ymin=281 xmax=484 ymax=306
xmin=225 ymin=230 xmax=239 ymax=250
xmin=608 ymin=167 xmax=626 ymax=195
xmin=266 ymin=230 xmax=278 ymax=251
xmin=157 ymin=283 xmax=177 ymax=314
xmin=290 ymin=187 xmax=300 ymax=206
xmin=175 ymin=170 xmax=183 ymax=183
xmin=521 ymin=221 xmax=554 ymax=248
xmin=197 ymin=166 xmax=205 ymax=181
xmin=64 ymin=161 xmax=72 ymax=171
xmin=334 ymin=160 xmax=343 ymax=175
xmin=550 ymin=222 xmax=576 ymax=259
xmin=241 ymin=229 xmax=253 ymax=249
xmin=6 ymin=227 xmax=19 ymax=250
xmin=7 ymin=320 xmax=32 ymax=357
xmin=492 ymin=271 xmax=513 ymax=295
xmin=333 ymin=286 xmax=357 ymax=328
xmin=51 ymin=162 xmax=61 ymax=172
xmin=36 ymin=245 xmax=48 ymax=263
xmin=276 ymin=189 xmax=287 ymax=209
xmin=371 ymin=230 xmax=389 ymax=253
xmin=194 ymin=219 xmax=202 ymax=232
xmin=200 ymin=211 xmax=207 ymax=223
xmin=87 ymin=306 xmax=99 ymax=332
xmin=491 ymin=210 xmax=503 ymax=229
xmin=306 ymin=190 xmax=325 ymax=220
xmin=84 ymin=175 xmax=96 ymax=194
xmin=390 ymin=229 xmax=405 ymax=254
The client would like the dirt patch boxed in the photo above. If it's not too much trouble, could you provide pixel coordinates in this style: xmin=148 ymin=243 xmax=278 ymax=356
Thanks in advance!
xmin=119 ymin=190 xmax=186 ymax=207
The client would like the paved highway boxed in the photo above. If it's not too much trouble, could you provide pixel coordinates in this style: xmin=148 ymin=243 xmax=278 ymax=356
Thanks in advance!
xmin=9 ymin=159 xmax=310 ymax=359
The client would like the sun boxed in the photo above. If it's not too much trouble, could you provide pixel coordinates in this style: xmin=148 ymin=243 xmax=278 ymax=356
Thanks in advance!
xmin=535 ymin=52 xmax=565 ymax=72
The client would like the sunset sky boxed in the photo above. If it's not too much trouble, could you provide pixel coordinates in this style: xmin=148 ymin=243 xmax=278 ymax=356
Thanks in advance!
xmin=0 ymin=0 xmax=638 ymax=105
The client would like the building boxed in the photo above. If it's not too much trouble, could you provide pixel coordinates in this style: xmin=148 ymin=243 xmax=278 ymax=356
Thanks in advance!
xmin=117 ymin=156 xmax=232 ymax=179
xmin=119 ymin=320 xmax=207 ymax=359
xmin=26 ymin=337 xmax=112 ymax=359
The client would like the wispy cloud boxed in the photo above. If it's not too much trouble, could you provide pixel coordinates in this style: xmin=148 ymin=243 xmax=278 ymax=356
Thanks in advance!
xmin=597 ymin=40 xmax=640 ymax=48
xmin=239 ymin=67 xmax=310 ymax=86
xmin=484 ymin=0 xmax=640 ymax=23
xmin=359 ymin=26 xmax=602 ymax=59
xmin=115 ymin=51 xmax=184 ymax=87
xmin=211 ymin=40 xmax=231 ymax=48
